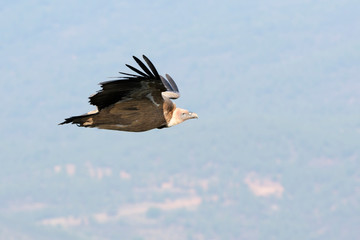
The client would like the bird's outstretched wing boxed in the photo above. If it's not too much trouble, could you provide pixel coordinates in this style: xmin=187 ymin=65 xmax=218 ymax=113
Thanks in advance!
xmin=89 ymin=55 xmax=180 ymax=110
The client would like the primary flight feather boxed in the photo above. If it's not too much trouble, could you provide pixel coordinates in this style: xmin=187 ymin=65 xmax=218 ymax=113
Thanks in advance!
xmin=60 ymin=55 xmax=198 ymax=132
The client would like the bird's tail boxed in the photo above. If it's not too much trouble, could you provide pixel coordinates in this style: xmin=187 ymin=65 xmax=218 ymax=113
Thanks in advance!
xmin=59 ymin=113 xmax=97 ymax=127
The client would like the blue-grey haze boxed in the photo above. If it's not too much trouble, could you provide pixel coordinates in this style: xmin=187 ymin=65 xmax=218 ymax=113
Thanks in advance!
xmin=0 ymin=1 xmax=359 ymax=239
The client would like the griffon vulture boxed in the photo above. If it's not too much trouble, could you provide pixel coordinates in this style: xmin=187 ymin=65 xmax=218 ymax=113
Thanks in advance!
xmin=60 ymin=55 xmax=198 ymax=132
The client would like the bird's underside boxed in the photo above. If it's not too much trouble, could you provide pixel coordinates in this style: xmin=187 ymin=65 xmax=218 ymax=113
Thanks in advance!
xmin=65 ymin=98 xmax=169 ymax=132
xmin=60 ymin=55 xmax=198 ymax=132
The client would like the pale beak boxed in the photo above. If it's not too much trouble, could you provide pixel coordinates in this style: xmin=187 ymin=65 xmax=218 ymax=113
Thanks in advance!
xmin=189 ymin=112 xmax=198 ymax=119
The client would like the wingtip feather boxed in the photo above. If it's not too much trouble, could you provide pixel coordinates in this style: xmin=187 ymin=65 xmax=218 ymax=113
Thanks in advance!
xmin=133 ymin=56 xmax=154 ymax=78
xmin=165 ymin=74 xmax=179 ymax=92
xmin=142 ymin=55 xmax=160 ymax=80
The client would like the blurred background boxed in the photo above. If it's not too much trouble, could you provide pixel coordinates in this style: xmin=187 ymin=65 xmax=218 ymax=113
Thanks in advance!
xmin=1 ymin=1 xmax=359 ymax=239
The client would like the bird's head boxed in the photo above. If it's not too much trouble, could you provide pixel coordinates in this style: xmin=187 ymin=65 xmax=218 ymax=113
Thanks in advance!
xmin=167 ymin=108 xmax=198 ymax=127
xmin=179 ymin=109 xmax=198 ymax=121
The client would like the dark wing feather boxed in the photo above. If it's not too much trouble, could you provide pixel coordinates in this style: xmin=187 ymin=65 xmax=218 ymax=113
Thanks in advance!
xmin=142 ymin=55 xmax=160 ymax=79
xmin=133 ymin=56 xmax=154 ymax=77
xmin=160 ymin=75 xmax=174 ymax=91
xmin=118 ymin=71 xmax=139 ymax=77
xmin=125 ymin=64 xmax=148 ymax=77
xmin=89 ymin=79 xmax=143 ymax=109
xmin=160 ymin=75 xmax=180 ymax=99
xmin=165 ymin=74 xmax=179 ymax=93
xmin=89 ymin=55 xmax=179 ymax=109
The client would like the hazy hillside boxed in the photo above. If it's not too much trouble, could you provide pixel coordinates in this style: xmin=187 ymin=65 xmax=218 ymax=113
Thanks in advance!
xmin=1 ymin=1 xmax=359 ymax=240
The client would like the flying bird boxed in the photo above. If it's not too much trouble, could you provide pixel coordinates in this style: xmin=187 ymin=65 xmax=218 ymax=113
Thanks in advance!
xmin=60 ymin=55 xmax=198 ymax=132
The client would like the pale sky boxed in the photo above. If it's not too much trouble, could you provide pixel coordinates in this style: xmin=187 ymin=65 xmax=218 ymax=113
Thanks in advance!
xmin=1 ymin=1 xmax=359 ymax=239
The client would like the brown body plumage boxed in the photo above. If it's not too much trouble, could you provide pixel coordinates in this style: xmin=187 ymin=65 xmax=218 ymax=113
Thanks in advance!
xmin=60 ymin=55 xmax=198 ymax=132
